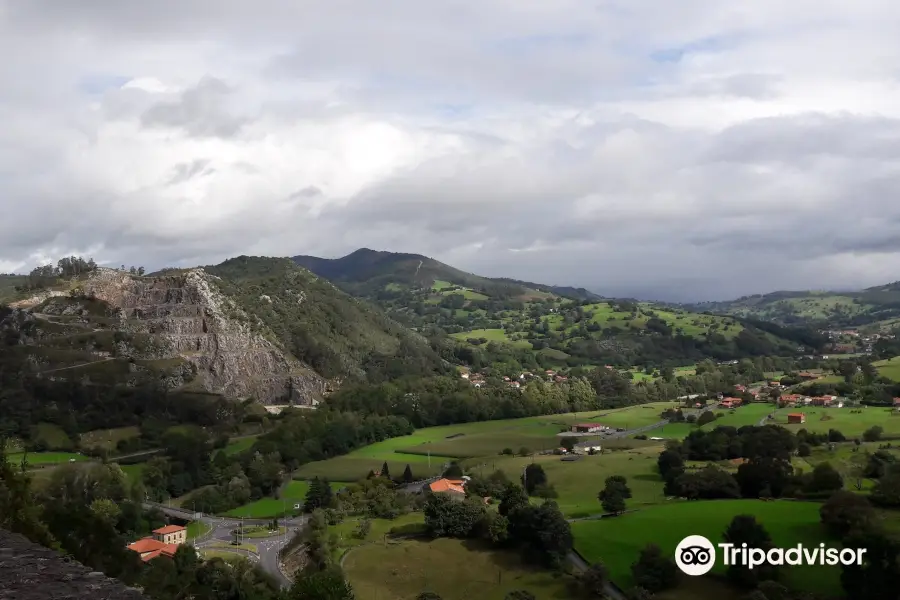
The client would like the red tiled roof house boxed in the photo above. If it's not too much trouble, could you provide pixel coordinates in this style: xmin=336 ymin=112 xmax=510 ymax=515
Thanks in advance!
xmin=428 ymin=478 xmax=466 ymax=500
xmin=126 ymin=525 xmax=187 ymax=562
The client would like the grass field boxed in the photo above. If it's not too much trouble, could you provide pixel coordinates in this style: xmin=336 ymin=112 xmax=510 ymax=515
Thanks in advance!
xmin=222 ymin=480 xmax=345 ymax=517
xmin=187 ymin=521 xmax=212 ymax=540
xmin=217 ymin=436 xmax=258 ymax=456
xmin=294 ymin=405 xmax=676 ymax=481
xmin=239 ymin=525 xmax=287 ymax=538
xmin=573 ymin=500 xmax=837 ymax=597
xmin=874 ymin=357 xmax=900 ymax=382
xmin=651 ymin=421 xmax=700 ymax=439
xmin=330 ymin=513 xmax=426 ymax=558
xmin=461 ymin=446 xmax=667 ymax=517
xmin=449 ymin=328 xmax=532 ymax=349
xmin=777 ymin=406 xmax=900 ymax=436
xmin=6 ymin=451 xmax=87 ymax=466
xmin=343 ymin=537 xmax=574 ymax=600
xmin=701 ymin=403 xmax=774 ymax=431
xmin=198 ymin=549 xmax=252 ymax=562
xmin=208 ymin=541 xmax=258 ymax=553
xmin=120 ymin=463 xmax=145 ymax=486
xmin=79 ymin=426 xmax=140 ymax=450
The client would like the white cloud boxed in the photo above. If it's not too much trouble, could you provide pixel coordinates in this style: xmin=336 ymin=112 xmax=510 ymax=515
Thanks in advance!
xmin=2 ymin=0 xmax=900 ymax=300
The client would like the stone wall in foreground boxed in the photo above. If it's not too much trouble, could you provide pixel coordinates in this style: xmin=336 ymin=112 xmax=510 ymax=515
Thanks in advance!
xmin=0 ymin=528 xmax=147 ymax=600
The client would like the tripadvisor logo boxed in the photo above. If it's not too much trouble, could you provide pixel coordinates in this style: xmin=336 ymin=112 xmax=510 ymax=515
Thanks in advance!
xmin=675 ymin=535 xmax=867 ymax=576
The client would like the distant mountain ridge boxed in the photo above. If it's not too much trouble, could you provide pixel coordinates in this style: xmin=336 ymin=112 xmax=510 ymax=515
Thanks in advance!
xmin=291 ymin=248 xmax=603 ymax=301
xmin=686 ymin=281 xmax=900 ymax=330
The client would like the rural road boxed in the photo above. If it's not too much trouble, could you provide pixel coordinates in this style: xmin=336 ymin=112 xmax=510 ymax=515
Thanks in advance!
xmin=567 ymin=550 xmax=627 ymax=600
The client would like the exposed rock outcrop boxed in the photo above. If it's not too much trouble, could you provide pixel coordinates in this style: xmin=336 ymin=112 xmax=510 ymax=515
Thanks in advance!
xmin=12 ymin=268 xmax=327 ymax=405
xmin=82 ymin=268 xmax=326 ymax=405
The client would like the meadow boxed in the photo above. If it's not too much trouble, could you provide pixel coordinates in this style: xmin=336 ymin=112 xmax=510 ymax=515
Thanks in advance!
xmin=120 ymin=463 xmax=146 ymax=486
xmin=777 ymin=406 xmax=900 ymax=437
xmin=292 ymin=404 xmax=676 ymax=482
xmin=431 ymin=280 xmax=489 ymax=301
xmin=343 ymin=537 xmax=574 ymax=600
xmin=330 ymin=513 xmax=426 ymax=555
xmin=572 ymin=500 xmax=838 ymax=597
xmin=217 ymin=435 xmax=259 ymax=456
xmin=223 ymin=480 xmax=344 ymax=518
xmin=701 ymin=403 xmax=774 ymax=430
xmin=186 ymin=521 xmax=212 ymax=540
xmin=461 ymin=446 xmax=667 ymax=517
xmin=449 ymin=328 xmax=532 ymax=349
xmin=874 ymin=357 xmax=900 ymax=382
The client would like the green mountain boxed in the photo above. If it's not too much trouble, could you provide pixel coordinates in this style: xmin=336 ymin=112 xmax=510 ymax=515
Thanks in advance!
xmin=291 ymin=248 xmax=603 ymax=301
xmin=0 ymin=256 xmax=446 ymax=407
xmin=293 ymin=250 xmax=823 ymax=370
xmin=688 ymin=283 xmax=900 ymax=330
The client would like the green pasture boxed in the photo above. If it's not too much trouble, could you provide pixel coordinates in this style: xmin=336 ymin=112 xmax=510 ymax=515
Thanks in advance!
xmin=330 ymin=513 xmax=425 ymax=553
xmin=463 ymin=446 xmax=667 ymax=517
xmin=222 ymin=480 xmax=344 ymax=518
xmin=874 ymin=357 xmax=900 ymax=382
xmin=293 ymin=457 xmax=446 ymax=482
xmin=650 ymin=421 xmax=699 ymax=440
xmin=587 ymin=403 xmax=678 ymax=429
xmin=450 ymin=328 xmax=532 ymax=349
xmin=573 ymin=500 xmax=837 ymax=597
xmin=778 ymin=406 xmax=900 ymax=437
xmin=344 ymin=537 xmax=572 ymax=600
xmin=700 ymin=403 xmax=775 ymax=431
xmin=120 ymin=463 xmax=145 ymax=485
xmin=217 ymin=436 xmax=258 ymax=456
xmin=295 ymin=405 xmax=678 ymax=481
xmin=186 ymin=521 xmax=212 ymax=540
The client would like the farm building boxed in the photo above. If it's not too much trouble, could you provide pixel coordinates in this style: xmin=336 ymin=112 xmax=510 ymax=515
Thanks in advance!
xmin=787 ymin=413 xmax=806 ymax=424
xmin=428 ymin=478 xmax=466 ymax=500
xmin=719 ymin=397 xmax=742 ymax=409
xmin=809 ymin=396 xmax=834 ymax=407
xmin=778 ymin=394 xmax=804 ymax=407
xmin=571 ymin=423 xmax=606 ymax=433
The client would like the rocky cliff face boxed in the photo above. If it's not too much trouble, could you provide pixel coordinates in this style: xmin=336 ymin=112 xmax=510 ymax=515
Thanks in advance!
xmin=43 ymin=268 xmax=328 ymax=405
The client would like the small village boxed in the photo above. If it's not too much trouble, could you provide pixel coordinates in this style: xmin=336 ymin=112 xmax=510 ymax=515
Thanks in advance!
xmin=459 ymin=368 xmax=569 ymax=389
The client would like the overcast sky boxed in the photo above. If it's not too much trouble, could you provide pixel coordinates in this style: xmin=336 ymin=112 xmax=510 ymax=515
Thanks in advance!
xmin=3 ymin=2 xmax=900 ymax=301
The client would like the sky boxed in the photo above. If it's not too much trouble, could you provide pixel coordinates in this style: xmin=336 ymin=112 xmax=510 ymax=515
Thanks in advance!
xmin=3 ymin=1 xmax=900 ymax=302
